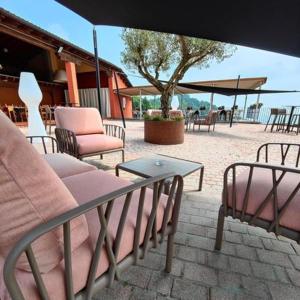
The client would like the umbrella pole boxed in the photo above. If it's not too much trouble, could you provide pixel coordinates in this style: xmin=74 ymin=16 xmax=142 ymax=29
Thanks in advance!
xmin=230 ymin=75 xmax=240 ymax=127
xmin=255 ymin=87 xmax=261 ymax=122
xmin=113 ymin=72 xmax=126 ymax=128
xmin=243 ymin=94 xmax=248 ymax=119
xmin=139 ymin=90 xmax=142 ymax=119
xmin=93 ymin=27 xmax=102 ymax=115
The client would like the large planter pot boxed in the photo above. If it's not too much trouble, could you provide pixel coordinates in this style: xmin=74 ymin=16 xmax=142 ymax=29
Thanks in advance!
xmin=144 ymin=119 xmax=184 ymax=145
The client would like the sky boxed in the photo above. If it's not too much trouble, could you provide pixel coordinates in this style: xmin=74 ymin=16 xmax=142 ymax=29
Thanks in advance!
xmin=1 ymin=0 xmax=300 ymax=108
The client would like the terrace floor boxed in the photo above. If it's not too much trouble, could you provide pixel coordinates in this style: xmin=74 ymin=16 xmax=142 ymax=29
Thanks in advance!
xmin=27 ymin=121 xmax=300 ymax=299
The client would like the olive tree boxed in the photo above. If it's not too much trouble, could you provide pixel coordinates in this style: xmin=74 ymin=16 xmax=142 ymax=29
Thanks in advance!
xmin=121 ymin=29 xmax=236 ymax=118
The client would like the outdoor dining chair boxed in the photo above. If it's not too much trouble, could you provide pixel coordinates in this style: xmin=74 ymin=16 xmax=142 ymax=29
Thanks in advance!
xmin=215 ymin=142 xmax=300 ymax=250
xmin=54 ymin=107 xmax=125 ymax=162
xmin=193 ymin=110 xmax=218 ymax=132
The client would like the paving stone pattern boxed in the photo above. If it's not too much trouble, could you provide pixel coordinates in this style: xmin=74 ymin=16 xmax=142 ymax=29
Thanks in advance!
xmin=25 ymin=121 xmax=300 ymax=299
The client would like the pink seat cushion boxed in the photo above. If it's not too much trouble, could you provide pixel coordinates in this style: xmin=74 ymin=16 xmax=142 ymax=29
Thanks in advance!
xmin=62 ymin=170 xmax=171 ymax=262
xmin=54 ymin=107 xmax=104 ymax=135
xmin=76 ymin=134 xmax=123 ymax=155
xmin=0 ymin=170 xmax=172 ymax=299
xmin=42 ymin=153 xmax=97 ymax=178
xmin=0 ymin=112 xmax=88 ymax=273
xmin=227 ymin=167 xmax=300 ymax=231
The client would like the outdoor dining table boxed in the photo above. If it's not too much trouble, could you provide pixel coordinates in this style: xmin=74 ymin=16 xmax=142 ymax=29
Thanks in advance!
xmin=115 ymin=153 xmax=204 ymax=193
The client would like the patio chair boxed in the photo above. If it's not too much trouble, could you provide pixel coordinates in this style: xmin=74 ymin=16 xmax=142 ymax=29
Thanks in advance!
xmin=26 ymin=135 xmax=99 ymax=178
xmin=6 ymin=104 xmax=16 ymax=122
xmin=0 ymin=111 xmax=184 ymax=299
xmin=215 ymin=142 xmax=300 ymax=250
xmin=193 ymin=110 xmax=218 ymax=132
xmin=264 ymin=108 xmax=288 ymax=132
xmin=41 ymin=105 xmax=55 ymax=134
xmin=54 ymin=107 xmax=125 ymax=162
xmin=290 ymin=114 xmax=300 ymax=135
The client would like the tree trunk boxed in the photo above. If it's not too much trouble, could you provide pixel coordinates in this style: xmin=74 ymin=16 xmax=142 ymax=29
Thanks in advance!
xmin=160 ymin=90 xmax=172 ymax=118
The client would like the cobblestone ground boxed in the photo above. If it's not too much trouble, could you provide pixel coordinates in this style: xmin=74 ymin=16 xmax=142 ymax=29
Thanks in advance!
xmin=25 ymin=121 xmax=300 ymax=299
xmin=95 ymin=192 xmax=300 ymax=300
xmin=90 ymin=120 xmax=300 ymax=194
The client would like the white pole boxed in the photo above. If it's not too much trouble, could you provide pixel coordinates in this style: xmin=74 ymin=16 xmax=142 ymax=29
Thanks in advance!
xmin=139 ymin=89 xmax=142 ymax=119
xmin=243 ymin=94 xmax=248 ymax=119
xmin=210 ymin=93 xmax=214 ymax=110
xmin=255 ymin=87 xmax=261 ymax=122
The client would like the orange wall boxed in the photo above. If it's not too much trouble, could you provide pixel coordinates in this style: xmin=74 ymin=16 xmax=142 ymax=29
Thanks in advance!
xmin=0 ymin=81 xmax=65 ymax=106
xmin=65 ymin=62 xmax=80 ymax=106
xmin=108 ymin=72 xmax=132 ymax=119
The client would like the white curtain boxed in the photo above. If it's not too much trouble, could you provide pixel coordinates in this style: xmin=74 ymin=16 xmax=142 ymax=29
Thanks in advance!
xmin=64 ymin=88 xmax=111 ymax=118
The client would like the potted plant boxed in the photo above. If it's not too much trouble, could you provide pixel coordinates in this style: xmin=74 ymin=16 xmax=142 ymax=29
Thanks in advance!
xmin=121 ymin=29 xmax=235 ymax=144
xmin=144 ymin=114 xmax=185 ymax=145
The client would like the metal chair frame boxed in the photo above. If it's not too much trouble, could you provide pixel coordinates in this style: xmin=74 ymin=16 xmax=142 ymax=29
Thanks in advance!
xmin=4 ymin=173 xmax=184 ymax=300
xmin=55 ymin=124 xmax=125 ymax=162
xmin=26 ymin=136 xmax=59 ymax=154
xmin=215 ymin=143 xmax=300 ymax=250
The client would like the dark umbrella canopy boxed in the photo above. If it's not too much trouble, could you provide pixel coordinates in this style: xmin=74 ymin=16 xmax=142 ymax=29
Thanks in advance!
xmin=175 ymin=82 xmax=299 ymax=97
xmin=56 ymin=0 xmax=300 ymax=57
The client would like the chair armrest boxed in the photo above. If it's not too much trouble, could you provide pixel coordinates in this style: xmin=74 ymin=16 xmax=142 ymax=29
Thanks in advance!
xmin=104 ymin=124 xmax=125 ymax=145
xmin=256 ymin=143 xmax=300 ymax=167
xmin=4 ymin=173 xmax=183 ymax=300
xmin=54 ymin=128 xmax=79 ymax=158
xmin=26 ymin=136 xmax=58 ymax=154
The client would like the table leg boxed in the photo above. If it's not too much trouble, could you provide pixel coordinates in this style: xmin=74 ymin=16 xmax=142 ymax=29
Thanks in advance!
xmin=198 ymin=167 xmax=204 ymax=191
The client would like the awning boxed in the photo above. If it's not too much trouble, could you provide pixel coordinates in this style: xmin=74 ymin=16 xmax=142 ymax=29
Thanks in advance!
xmin=56 ymin=1 xmax=300 ymax=58
xmin=115 ymin=77 xmax=267 ymax=96
xmin=176 ymin=82 xmax=298 ymax=96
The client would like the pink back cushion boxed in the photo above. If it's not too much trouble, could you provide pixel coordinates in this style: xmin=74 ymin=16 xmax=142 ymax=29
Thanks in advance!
xmin=0 ymin=112 xmax=88 ymax=273
xmin=54 ymin=107 xmax=104 ymax=135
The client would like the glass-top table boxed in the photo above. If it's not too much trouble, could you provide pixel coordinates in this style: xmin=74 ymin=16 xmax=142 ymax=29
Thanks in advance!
xmin=116 ymin=154 xmax=204 ymax=192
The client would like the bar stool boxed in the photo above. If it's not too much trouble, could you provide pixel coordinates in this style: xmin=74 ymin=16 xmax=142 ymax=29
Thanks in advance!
xmin=264 ymin=108 xmax=287 ymax=132
xmin=290 ymin=114 xmax=300 ymax=135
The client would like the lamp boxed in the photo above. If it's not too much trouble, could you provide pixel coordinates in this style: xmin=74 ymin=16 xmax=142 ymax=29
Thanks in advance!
xmin=53 ymin=70 xmax=67 ymax=83
xmin=18 ymin=72 xmax=46 ymax=137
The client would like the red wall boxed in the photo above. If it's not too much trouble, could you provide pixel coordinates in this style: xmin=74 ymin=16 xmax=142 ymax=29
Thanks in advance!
xmin=108 ymin=72 xmax=132 ymax=119
xmin=77 ymin=71 xmax=109 ymax=89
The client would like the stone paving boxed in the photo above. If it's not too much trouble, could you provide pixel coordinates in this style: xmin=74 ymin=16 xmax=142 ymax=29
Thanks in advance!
xmin=24 ymin=121 xmax=300 ymax=299
xmin=94 ymin=191 xmax=300 ymax=300
xmin=90 ymin=121 xmax=300 ymax=300
xmin=87 ymin=120 xmax=300 ymax=193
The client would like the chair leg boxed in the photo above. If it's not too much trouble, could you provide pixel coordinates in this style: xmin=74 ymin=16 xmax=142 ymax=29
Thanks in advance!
xmin=100 ymin=154 xmax=103 ymax=160
xmin=214 ymin=206 xmax=225 ymax=250
xmin=271 ymin=115 xmax=278 ymax=132
xmin=264 ymin=114 xmax=271 ymax=131
xmin=165 ymin=233 xmax=174 ymax=273
xmin=121 ymin=150 xmax=125 ymax=162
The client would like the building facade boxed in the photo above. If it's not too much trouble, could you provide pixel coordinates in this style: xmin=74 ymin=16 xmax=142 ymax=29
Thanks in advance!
xmin=0 ymin=8 xmax=132 ymax=119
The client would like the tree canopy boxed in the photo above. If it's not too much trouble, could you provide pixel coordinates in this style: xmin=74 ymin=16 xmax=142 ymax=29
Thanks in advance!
xmin=121 ymin=29 xmax=236 ymax=117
